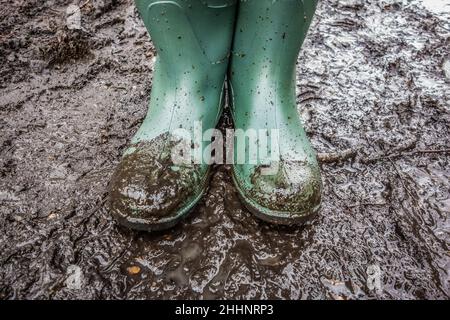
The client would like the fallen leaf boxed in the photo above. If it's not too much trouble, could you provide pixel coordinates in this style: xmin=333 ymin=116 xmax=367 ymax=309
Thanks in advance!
xmin=127 ymin=266 xmax=141 ymax=275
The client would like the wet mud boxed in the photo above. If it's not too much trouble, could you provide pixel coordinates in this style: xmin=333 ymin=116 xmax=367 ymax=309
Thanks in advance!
xmin=1 ymin=0 xmax=449 ymax=299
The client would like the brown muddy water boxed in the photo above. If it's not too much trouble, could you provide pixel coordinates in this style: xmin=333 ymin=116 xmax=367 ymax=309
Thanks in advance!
xmin=0 ymin=0 xmax=449 ymax=299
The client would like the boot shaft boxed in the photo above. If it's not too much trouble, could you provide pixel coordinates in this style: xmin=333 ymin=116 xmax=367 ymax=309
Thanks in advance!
xmin=132 ymin=0 xmax=238 ymax=143
xmin=135 ymin=0 xmax=237 ymax=76
xmin=230 ymin=0 xmax=318 ymax=90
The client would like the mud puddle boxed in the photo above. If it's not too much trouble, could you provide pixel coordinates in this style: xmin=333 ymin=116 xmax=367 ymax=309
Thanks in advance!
xmin=0 ymin=0 xmax=449 ymax=299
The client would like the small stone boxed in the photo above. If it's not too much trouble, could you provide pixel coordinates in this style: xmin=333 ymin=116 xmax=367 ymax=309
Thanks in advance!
xmin=65 ymin=265 xmax=83 ymax=290
xmin=443 ymin=60 xmax=450 ymax=80
xmin=66 ymin=5 xmax=82 ymax=30
xmin=47 ymin=213 xmax=57 ymax=220
xmin=7 ymin=53 xmax=16 ymax=62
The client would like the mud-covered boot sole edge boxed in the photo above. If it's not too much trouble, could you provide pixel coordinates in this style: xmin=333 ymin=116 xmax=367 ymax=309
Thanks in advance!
xmin=231 ymin=168 xmax=320 ymax=226
xmin=111 ymin=170 xmax=211 ymax=232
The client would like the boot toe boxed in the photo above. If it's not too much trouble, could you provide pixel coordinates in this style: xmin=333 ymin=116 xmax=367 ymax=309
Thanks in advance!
xmin=233 ymin=160 xmax=322 ymax=225
xmin=108 ymin=141 xmax=206 ymax=232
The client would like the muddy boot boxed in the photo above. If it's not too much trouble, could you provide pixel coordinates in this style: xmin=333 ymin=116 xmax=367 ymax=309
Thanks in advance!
xmin=229 ymin=0 xmax=322 ymax=225
xmin=108 ymin=0 xmax=237 ymax=232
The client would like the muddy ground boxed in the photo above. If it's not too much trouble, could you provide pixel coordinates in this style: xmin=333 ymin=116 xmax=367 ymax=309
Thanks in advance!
xmin=0 ymin=0 xmax=449 ymax=299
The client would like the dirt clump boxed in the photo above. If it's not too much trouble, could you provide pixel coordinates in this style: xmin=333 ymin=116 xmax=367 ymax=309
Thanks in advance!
xmin=41 ymin=28 xmax=92 ymax=65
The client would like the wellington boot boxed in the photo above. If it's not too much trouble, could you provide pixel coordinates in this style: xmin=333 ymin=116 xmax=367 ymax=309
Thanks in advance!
xmin=229 ymin=0 xmax=322 ymax=225
xmin=108 ymin=0 xmax=237 ymax=231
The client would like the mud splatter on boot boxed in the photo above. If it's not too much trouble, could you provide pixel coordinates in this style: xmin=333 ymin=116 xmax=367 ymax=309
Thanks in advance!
xmin=108 ymin=133 xmax=208 ymax=232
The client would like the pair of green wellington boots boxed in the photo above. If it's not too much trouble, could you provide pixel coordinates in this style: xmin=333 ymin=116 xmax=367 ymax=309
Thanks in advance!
xmin=108 ymin=0 xmax=322 ymax=232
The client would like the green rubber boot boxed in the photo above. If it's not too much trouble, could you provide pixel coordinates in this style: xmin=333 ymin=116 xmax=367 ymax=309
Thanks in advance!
xmin=229 ymin=0 xmax=322 ymax=225
xmin=108 ymin=0 xmax=237 ymax=232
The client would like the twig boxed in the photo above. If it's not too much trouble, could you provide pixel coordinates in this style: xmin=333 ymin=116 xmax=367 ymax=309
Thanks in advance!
xmin=74 ymin=194 xmax=108 ymax=227
xmin=48 ymin=8 xmax=62 ymax=14
xmin=318 ymin=148 xmax=357 ymax=164
xmin=363 ymin=148 xmax=450 ymax=163
xmin=348 ymin=202 xmax=387 ymax=208
xmin=414 ymin=148 xmax=450 ymax=154
xmin=80 ymin=0 xmax=91 ymax=9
